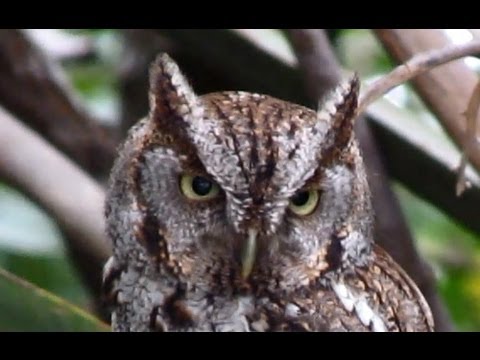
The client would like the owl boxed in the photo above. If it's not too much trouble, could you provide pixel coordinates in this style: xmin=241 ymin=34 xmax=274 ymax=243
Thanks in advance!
xmin=102 ymin=53 xmax=434 ymax=332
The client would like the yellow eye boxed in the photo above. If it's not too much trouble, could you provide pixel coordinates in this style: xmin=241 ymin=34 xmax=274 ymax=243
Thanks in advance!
xmin=180 ymin=174 xmax=220 ymax=201
xmin=288 ymin=189 xmax=320 ymax=216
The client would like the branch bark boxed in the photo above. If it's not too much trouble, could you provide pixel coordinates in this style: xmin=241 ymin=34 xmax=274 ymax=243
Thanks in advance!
xmin=284 ymin=29 xmax=453 ymax=331
xmin=0 ymin=105 xmax=110 ymax=314
xmin=117 ymin=30 xmax=172 ymax=134
xmin=0 ymin=29 xmax=118 ymax=178
xmin=282 ymin=30 xmax=340 ymax=100
xmin=368 ymin=99 xmax=480 ymax=233
xmin=374 ymin=29 xmax=480 ymax=176
xmin=456 ymin=80 xmax=480 ymax=196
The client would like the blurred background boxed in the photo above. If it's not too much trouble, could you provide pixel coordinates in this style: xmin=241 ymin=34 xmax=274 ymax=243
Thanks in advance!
xmin=0 ymin=29 xmax=479 ymax=331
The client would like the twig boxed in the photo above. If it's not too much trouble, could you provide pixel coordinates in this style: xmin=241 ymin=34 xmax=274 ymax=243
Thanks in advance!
xmin=358 ymin=39 xmax=480 ymax=115
xmin=374 ymin=29 xmax=480 ymax=176
xmin=284 ymin=28 xmax=454 ymax=332
xmin=457 ymin=80 xmax=480 ymax=196
xmin=0 ymin=105 xmax=110 ymax=311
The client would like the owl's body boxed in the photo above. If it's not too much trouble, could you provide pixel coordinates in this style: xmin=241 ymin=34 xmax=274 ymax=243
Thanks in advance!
xmin=103 ymin=54 xmax=434 ymax=332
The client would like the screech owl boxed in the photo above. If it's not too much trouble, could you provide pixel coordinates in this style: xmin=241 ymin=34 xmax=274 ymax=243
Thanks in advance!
xmin=102 ymin=53 xmax=434 ymax=332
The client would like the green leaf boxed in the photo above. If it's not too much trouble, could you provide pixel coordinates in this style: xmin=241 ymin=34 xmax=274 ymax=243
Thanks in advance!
xmin=0 ymin=251 xmax=90 ymax=307
xmin=0 ymin=267 xmax=110 ymax=331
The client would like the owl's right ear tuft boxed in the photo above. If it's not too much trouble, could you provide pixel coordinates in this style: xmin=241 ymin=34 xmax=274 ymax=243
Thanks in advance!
xmin=148 ymin=53 xmax=203 ymax=130
xmin=317 ymin=74 xmax=360 ymax=144
xmin=314 ymin=74 xmax=360 ymax=168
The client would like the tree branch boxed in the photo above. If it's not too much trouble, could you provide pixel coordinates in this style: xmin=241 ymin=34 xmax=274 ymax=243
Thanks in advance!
xmin=0 ymin=105 xmax=110 ymax=313
xmin=456 ymin=80 xmax=480 ymax=196
xmin=373 ymin=29 xmax=480 ymax=175
xmin=117 ymin=30 xmax=172 ymax=134
xmin=283 ymin=30 xmax=341 ymax=100
xmin=0 ymin=29 xmax=118 ymax=178
xmin=368 ymin=98 xmax=480 ymax=233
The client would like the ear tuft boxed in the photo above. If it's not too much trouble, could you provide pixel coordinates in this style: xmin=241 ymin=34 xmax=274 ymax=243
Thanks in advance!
xmin=316 ymin=74 xmax=361 ymax=166
xmin=148 ymin=53 xmax=202 ymax=129
xmin=317 ymin=73 xmax=360 ymax=127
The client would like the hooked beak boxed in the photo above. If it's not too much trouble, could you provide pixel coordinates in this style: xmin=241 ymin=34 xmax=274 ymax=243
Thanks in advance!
xmin=241 ymin=228 xmax=258 ymax=279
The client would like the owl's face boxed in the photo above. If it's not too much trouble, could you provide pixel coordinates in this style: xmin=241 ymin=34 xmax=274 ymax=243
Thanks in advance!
xmin=105 ymin=55 xmax=435 ymax=332
xmin=108 ymin=54 xmax=374 ymax=295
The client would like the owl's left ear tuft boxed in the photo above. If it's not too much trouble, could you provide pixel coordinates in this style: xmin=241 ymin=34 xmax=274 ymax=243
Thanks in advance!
xmin=148 ymin=53 xmax=203 ymax=130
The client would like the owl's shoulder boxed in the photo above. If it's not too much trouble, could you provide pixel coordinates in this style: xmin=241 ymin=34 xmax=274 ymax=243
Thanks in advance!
xmin=328 ymin=244 xmax=434 ymax=331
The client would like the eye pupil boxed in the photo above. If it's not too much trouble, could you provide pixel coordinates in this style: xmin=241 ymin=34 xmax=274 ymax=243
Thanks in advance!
xmin=291 ymin=191 xmax=310 ymax=207
xmin=191 ymin=176 xmax=213 ymax=196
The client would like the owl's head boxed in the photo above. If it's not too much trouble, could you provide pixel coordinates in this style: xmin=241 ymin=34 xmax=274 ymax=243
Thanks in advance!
xmin=106 ymin=54 xmax=374 ymax=293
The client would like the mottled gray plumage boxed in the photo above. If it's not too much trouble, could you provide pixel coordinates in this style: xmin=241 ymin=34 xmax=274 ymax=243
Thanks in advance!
xmin=103 ymin=53 xmax=434 ymax=332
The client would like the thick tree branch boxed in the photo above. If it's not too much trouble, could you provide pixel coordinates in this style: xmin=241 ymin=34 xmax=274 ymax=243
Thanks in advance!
xmin=117 ymin=30 xmax=172 ymax=134
xmin=0 ymin=29 xmax=117 ymax=178
xmin=369 ymin=99 xmax=480 ymax=232
xmin=457 ymin=80 xmax=480 ymax=196
xmin=0 ymin=105 xmax=110 ymax=312
xmin=154 ymin=29 xmax=306 ymax=105
xmin=374 ymin=29 xmax=480 ymax=176
xmin=284 ymin=29 xmax=453 ymax=331
xmin=283 ymin=30 xmax=340 ymax=99
xmin=0 ymin=29 xmax=118 ymax=317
